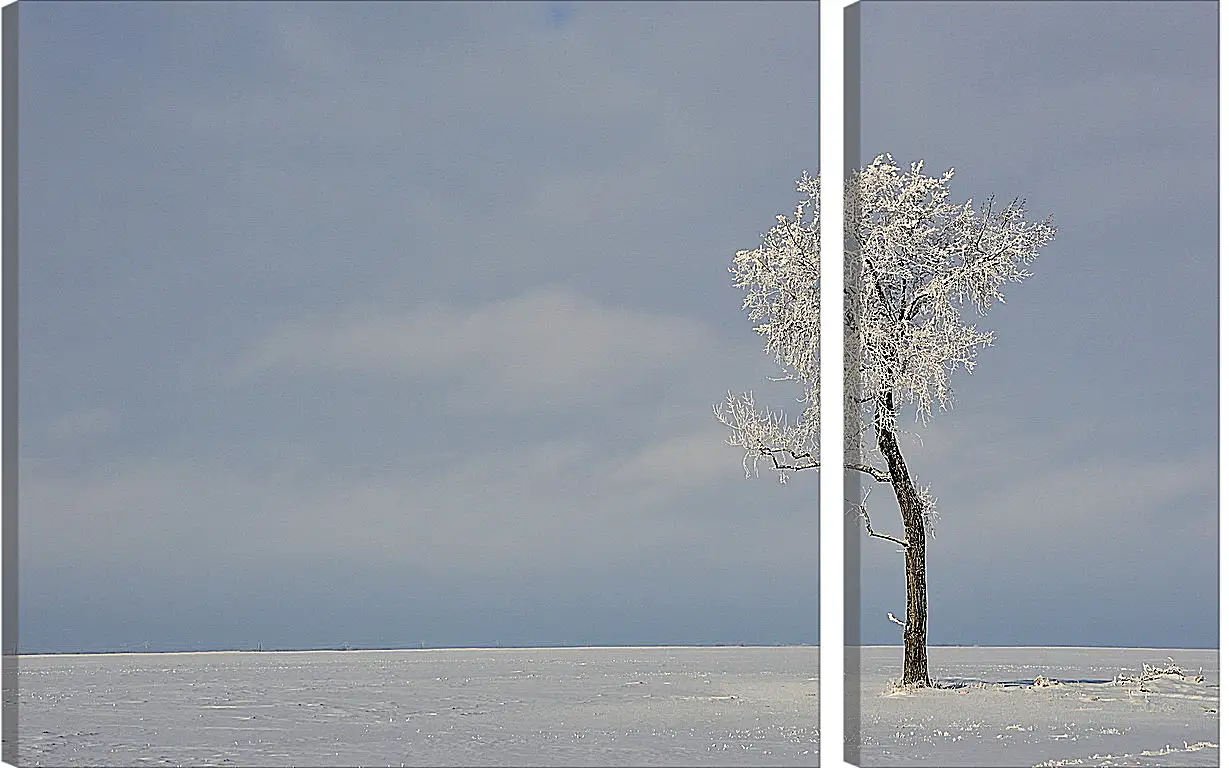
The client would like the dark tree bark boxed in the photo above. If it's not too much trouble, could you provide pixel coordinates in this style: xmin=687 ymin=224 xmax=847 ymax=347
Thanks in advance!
xmin=875 ymin=394 xmax=931 ymax=687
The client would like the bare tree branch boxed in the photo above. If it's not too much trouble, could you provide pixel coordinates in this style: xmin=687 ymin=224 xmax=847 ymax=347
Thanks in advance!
xmin=851 ymin=492 xmax=909 ymax=550
xmin=844 ymin=463 xmax=891 ymax=483
xmin=762 ymin=446 xmax=819 ymax=472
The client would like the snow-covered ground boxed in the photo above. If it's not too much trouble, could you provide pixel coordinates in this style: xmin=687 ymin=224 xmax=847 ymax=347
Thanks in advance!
xmin=11 ymin=645 xmax=818 ymax=766
xmin=855 ymin=646 xmax=1218 ymax=767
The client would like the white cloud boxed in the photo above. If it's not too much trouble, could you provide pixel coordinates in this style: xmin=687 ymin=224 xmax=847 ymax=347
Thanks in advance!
xmin=858 ymin=444 xmax=1216 ymax=581
xmin=20 ymin=423 xmax=812 ymax=583
xmin=611 ymin=427 xmax=736 ymax=493
xmin=230 ymin=286 xmax=724 ymax=411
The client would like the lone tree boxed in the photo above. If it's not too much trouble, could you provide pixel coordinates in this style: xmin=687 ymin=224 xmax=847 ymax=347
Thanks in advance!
xmin=716 ymin=155 xmax=1055 ymax=686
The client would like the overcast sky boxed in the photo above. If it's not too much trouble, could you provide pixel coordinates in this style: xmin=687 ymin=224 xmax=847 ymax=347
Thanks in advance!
xmin=854 ymin=0 xmax=1218 ymax=649
xmin=17 ymin=1 xmax=819 ymax=654
xmin=15 ymin=0 xmax=1215 ymax=657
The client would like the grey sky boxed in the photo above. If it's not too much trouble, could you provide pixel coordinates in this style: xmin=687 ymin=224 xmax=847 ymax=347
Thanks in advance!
xmin=18 ymin=0 xmax=1213 ymax=656
xmin=855 ymin=1 xmax=1217 ymax=648
xmin=17 ymin=1 xmax=818 ymax=653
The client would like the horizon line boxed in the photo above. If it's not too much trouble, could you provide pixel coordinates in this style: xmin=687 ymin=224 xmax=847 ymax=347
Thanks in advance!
xmin=13 ymin=642 xmax=1215 ymax=659
xmin=13 ymin=642 xmax=819 ymax=658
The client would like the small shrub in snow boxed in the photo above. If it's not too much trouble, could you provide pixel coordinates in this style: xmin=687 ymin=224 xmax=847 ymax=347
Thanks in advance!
xmin=1118 ymin=659 xmax=1204 ymax=685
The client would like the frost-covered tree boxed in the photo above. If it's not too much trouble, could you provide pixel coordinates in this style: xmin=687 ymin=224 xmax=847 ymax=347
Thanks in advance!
xmin=716 ymin=155 xmax=1055 ymax=687
xmin=715 ymin=170 xmax=821 ymax=478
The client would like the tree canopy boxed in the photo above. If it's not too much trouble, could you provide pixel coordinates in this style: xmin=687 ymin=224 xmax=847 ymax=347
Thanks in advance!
xmin=717 ymin=154 xmax=1056 ymax=487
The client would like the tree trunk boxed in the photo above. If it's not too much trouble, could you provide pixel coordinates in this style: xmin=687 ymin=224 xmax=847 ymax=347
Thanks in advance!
xmin=875 ymin=398 xmax=931 ymax=687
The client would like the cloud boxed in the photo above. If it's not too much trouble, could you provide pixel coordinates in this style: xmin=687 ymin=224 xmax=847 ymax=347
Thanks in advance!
xmin=857 ymin=411 xmax=1217 ymax=565
xmin=948 ymin=455 xmax=1214 ymax=559
xmin=856 ymin=416 xmax=1217 ymax=644
xmin=611 ymin=427 xmax=734 ymax=492
xmin=20 ymin=421 xmax=813 ymax=586
xmin=229 ymin=286 xmax=724 ymax=411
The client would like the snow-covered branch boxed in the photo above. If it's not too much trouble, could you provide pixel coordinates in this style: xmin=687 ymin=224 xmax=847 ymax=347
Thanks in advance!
xmin=715 ymin=171 xmax=820 ymax=483
xmin=846 ymin=155 xmax=1056 ymax=430
xmin=714 ymin=390 xmax=819 ymax=481
xmin=845 ymin=463 xmax=891 ymax=483
xmin=849 ymin=487 xmax=909 ymax=550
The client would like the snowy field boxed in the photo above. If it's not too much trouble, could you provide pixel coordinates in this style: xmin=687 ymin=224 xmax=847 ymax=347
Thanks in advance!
xmin=11 ymin=645 xmax=818 ymax=766
xmin=855 ymin=646 xmax=1218 ymax=767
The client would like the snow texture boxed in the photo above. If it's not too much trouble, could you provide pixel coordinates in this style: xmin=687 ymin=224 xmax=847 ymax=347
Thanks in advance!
xmin=855 ymin=646 xmax=1218 ymax=767
xmin=12 ymin=646 xmax=818 ymax=766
